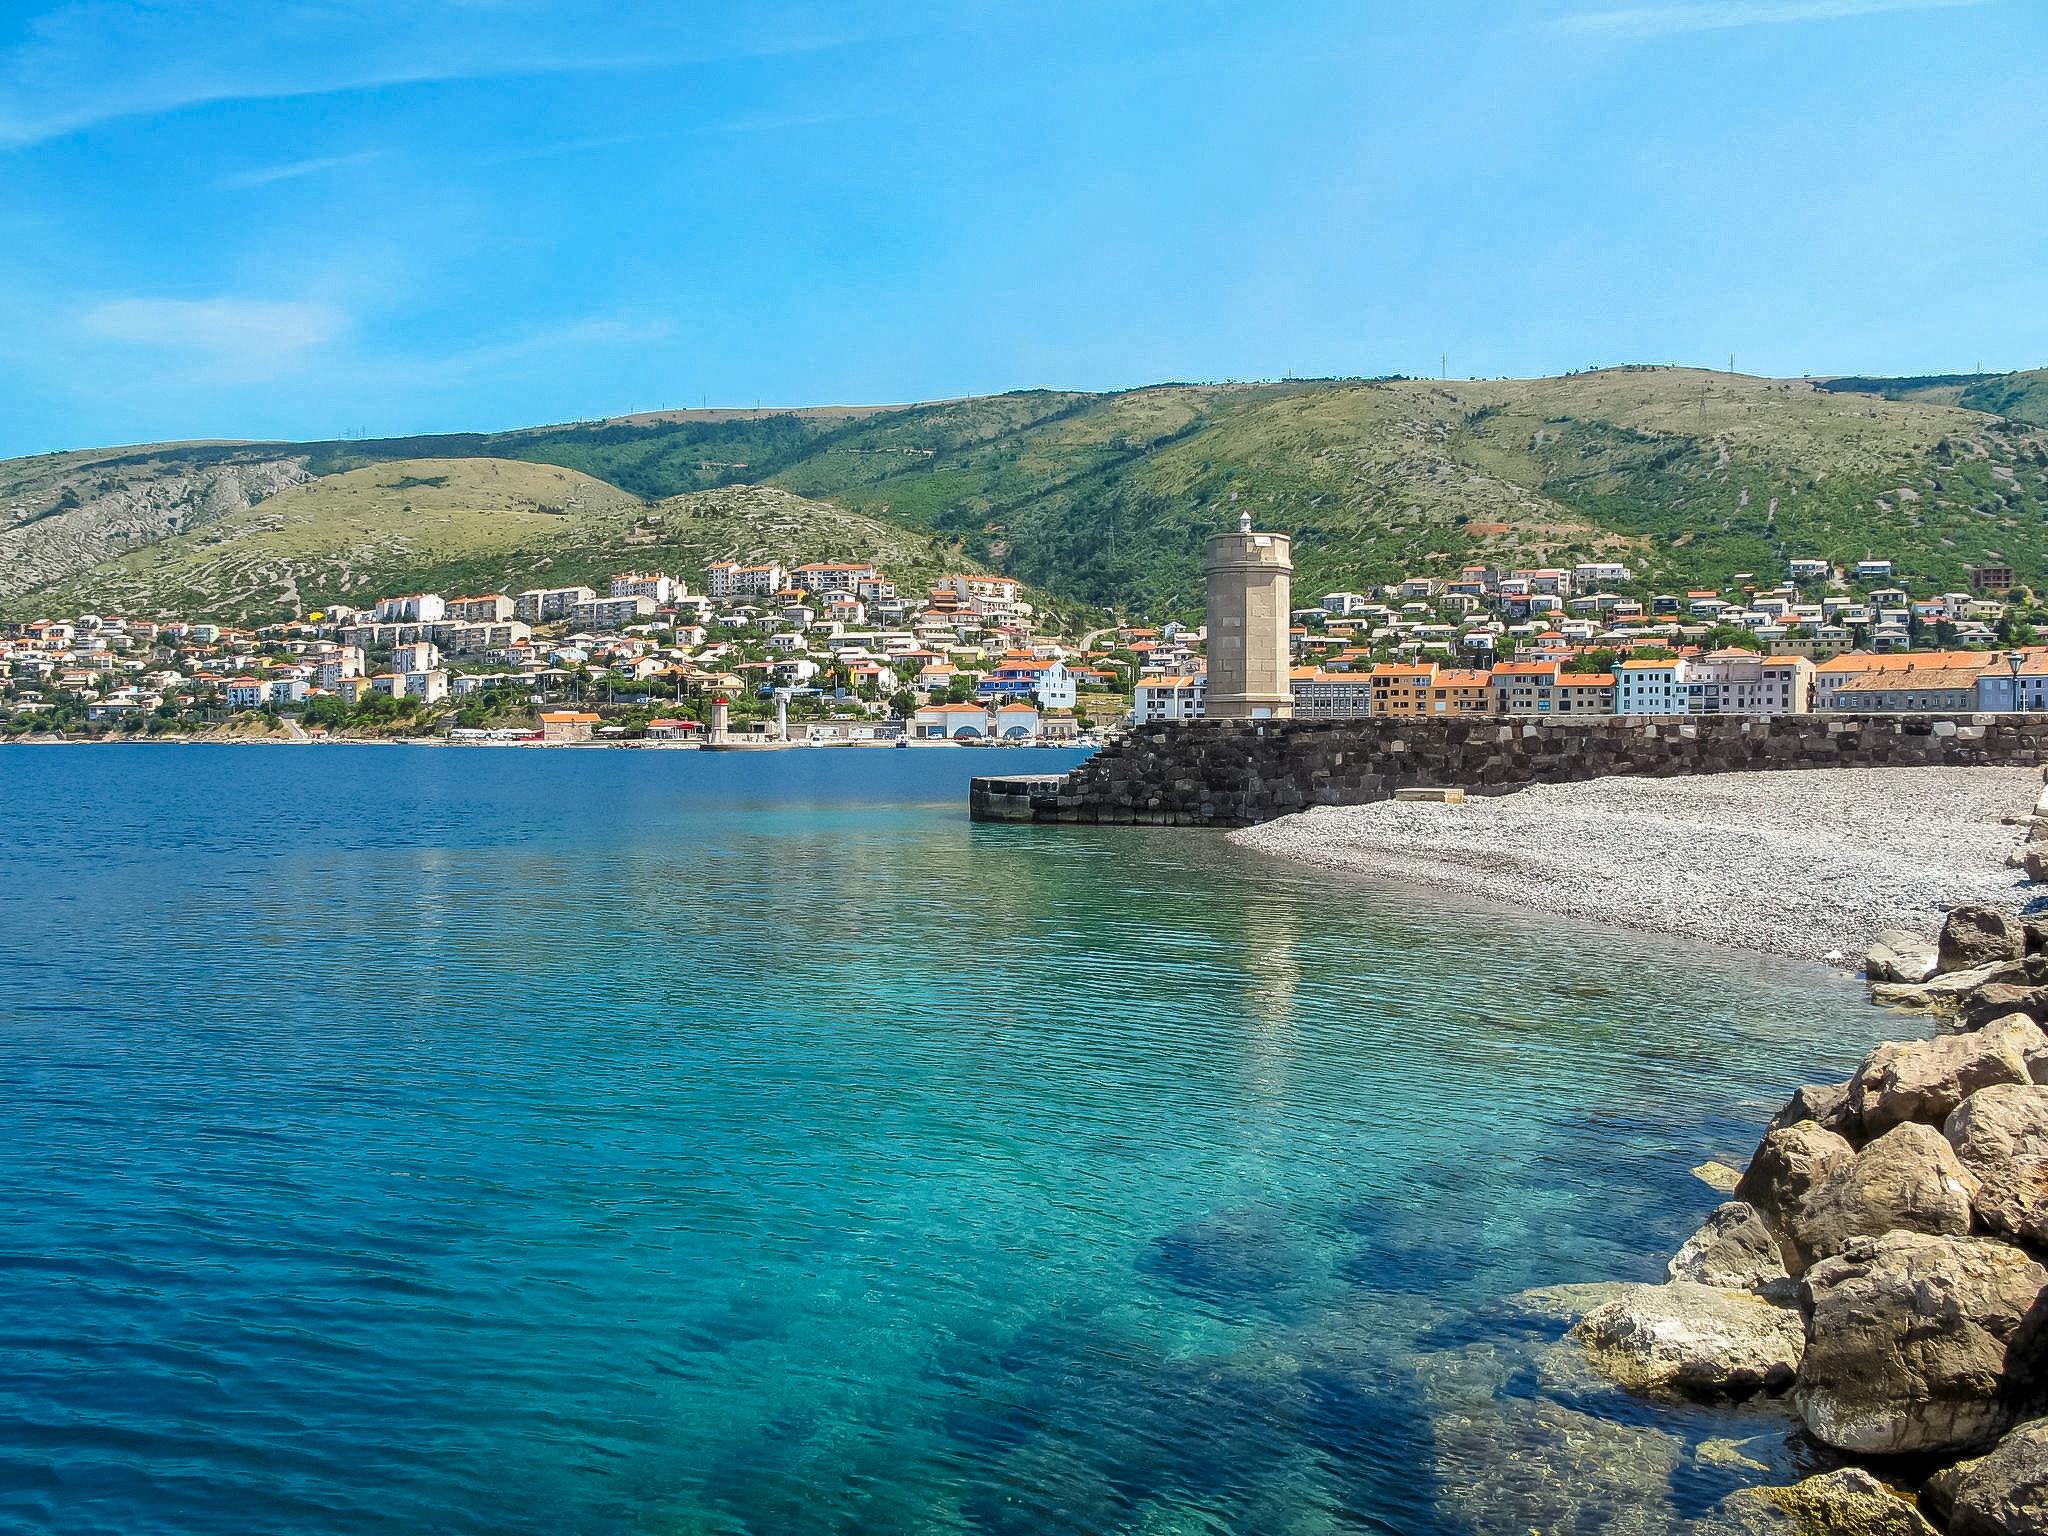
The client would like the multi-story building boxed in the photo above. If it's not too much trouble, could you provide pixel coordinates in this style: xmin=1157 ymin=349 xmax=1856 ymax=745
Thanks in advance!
xmin=610 ymin=572 xmax=681 ymax=604
xmin=224 ymin=677 xmax=265 ymax=710
xmin=1425 ymin=667 xmax=1494 ymax=715
xmin=1368 ymin=660 xmax=1436 ymax=716
xmin=705 ymin=562 xmax=786 ymax=599
xmin=1615 ymin=657 xmax=1687 ymax=715
xmin=392 ymin=640 xmax=441 ymax=674
xmin=569 ymin=595 xmax=657 ymax=630
xmin=1683 ymin=649 xmax=1814 ymax=714
xmin=1552 ymin=671 xmax=1617 ymax=714
xmin=1789 ymin=558 xmax=1831 ymax=583
xmin=1490 ymin=659 xmax=1563 ymax=715
xmin=444 ymin=594 xmax=515 ymax=624
xmin=264 ymin=678 xmax=310 ymax=707
xmin=1289 ymin=668 xmax=1374 ymax=720
xmin=792 ymin=562 xmax=880 ymax=595
xmin=514 ymin=586 xmax=597 ymax=624
xmin=1833 ymin=664 xmax=1985 ymax=713
xmin=1133 ymin=674 xmax=1206 ymax=724
xmin=1976 ymin=650 xmax=2048 ymax=712
xmin=373 ymin=593 xmax=446 ymax=624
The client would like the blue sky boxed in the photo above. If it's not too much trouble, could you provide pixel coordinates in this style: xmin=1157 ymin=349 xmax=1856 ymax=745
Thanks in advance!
xmin=0 ymin=0 xmax=2041 ymax=457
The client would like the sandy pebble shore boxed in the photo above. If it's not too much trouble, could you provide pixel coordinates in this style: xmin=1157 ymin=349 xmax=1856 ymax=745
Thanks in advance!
xmin=1231 ymin=766 xmax=2041 ymax=963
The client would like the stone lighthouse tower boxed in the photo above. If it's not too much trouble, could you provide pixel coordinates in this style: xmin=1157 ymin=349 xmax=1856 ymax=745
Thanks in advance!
xmin=1204 ymin=509 xmax=1294 ymax=720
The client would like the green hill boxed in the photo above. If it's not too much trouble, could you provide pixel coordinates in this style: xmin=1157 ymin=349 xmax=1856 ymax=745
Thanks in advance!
xmin=6 ymin=365 xmax=2047 ymax=622
xmin=11 ymin=459 xmax=1004 ymax=626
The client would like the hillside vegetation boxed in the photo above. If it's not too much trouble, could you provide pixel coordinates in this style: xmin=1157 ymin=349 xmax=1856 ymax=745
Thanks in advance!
xmin=14 ymin=459 xmax=998 ymax=625
xmin=6 ymin=365 xmax=2048 ymax=621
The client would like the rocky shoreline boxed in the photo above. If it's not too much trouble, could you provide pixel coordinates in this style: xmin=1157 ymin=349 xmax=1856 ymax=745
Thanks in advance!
xmin=1539 ymin=782 xmax=2048 ymax=1533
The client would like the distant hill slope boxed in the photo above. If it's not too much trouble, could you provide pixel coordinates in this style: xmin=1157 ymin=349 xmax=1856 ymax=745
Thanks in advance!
xmin=10 ymin=458 xmax=997 ymax=625
xmin=6 ymin=365 xmax=2047 ymax=621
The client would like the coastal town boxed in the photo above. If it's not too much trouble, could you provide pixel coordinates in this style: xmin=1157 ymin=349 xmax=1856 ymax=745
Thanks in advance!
xmin=4 ymin=548 xmax=2048 ymax=744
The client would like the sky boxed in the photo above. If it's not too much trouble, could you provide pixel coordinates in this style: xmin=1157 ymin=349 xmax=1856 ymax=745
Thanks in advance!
xmin=0 ymin=0 xmax=2042 ymax=458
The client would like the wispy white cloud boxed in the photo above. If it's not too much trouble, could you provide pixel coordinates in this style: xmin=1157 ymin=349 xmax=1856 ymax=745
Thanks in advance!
xmin=0 ymin=2 xmax=886 ymax=149
xmin=79 ymin=295 xmax=348 ymax=379
xmin=1558 ymin=0 xmax=1983 ymax=39
xmin=215 ymin=150 xmax=385 ymax=190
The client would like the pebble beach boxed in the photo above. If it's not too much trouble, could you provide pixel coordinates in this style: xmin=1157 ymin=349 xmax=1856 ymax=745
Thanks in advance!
xmin=1231 ymin=765 xmax=2041 ymax=962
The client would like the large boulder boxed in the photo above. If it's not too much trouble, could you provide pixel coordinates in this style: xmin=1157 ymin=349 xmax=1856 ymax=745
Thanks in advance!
xmin=1668 ymin=1201 xmax=1791 ymax=1294
xmin=1793 ymin=1231 xmax=2048 ymax=1456
xmin=1797 ymin=1122 xmax=1979 ymax=1262
xmin=1723 ymin=1467 xmax=1937 ymax=1536
xmin=1947 ymin=1084 xmax=2048 ymax=1249
xmin=1766 ymin=1080 xmax=1859 ymax=1141
xmin=1944 ymin=905 xmax=2027 ymax=972
xmin=1847 ymin=1015 xmax=2045 ymax=1137
xmin=1958 ymin=985 xmax=2048 ymax=1032
xmin=1872 ymin=961 xmax=2027 ymax=1014
xmin=1734 ymin=1121 xmax=1857 ymax=1273
xmin=1570 ymin=1280 xmax=1802 ymax=1398
xmin=1868 ymin=930 xmax=1940 ymax=985
xmin=1924 ymin=1418 xmax=2048 ymax=1536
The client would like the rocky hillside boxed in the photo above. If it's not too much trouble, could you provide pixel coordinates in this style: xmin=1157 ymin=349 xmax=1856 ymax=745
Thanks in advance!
xmin=6 ymin=365 xmax=2047 ymax=621
xmin=12 ymin=458 xmax=1003 ymax=626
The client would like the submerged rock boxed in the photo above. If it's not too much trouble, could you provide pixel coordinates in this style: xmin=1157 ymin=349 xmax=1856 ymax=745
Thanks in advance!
xmin=1847 ymin=1016 xmax=2043 ymax=1138
xmin=1943 ymin=905 xmax=2026 ymax=972
xmin=1868 ymin=930 xmax=1940 ymax=985
xmin=1695 ymin=1159 xmax=1745 ymax=1193
xmin=1793 ymin=1231 xmax=2048 ymax=1457
xmin=1721 ymin=1467 xmax=1935 ymax=1536
xmin=1420 ymin=1339 xmax=1688 ymax=1536
xmin=1668 ymin=1202 xmax=1791 ymax=1295
xmin=1569 ymin=1281 xmax=1802 ymax=1398
xmin=1734 ymin=1121 xmax=1857 ymax=1274
xmin=1945 ymin=1083 xmax=2048 ymax=1249
xmin=1924 ymin=1417 xmax=2048 ymax=1536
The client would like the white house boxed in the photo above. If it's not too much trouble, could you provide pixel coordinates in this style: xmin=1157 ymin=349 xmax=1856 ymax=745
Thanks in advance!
xmin=912 ymin=701 xmax=990 ymax=739
xmin=992 ymin=701 xmax=1041 ymax=739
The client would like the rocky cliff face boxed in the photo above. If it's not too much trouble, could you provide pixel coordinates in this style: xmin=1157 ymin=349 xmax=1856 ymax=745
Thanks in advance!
xmin=0 ymin=451 xmax=308 ymax=598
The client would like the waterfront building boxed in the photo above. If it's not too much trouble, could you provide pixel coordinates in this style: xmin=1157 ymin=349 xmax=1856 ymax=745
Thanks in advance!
xmin=1683 ymin=650 xmax=1814 ymax=714
xmin=1369 ymin=660 xmax=1437 ymax=716
xmin=1489 ymin=659 xmax=1563 ymax=715
xmin=1976 ymin=649 xmax=2048 ymax=712
xmin=911 ymin=701 xmax=991 ymax=739
xmin=1615 ymin=657 xmax=1686 ymax=715
xmin=1289 ymin=668 xmax=1374 ymax=720
xmin=1833 ymin=664 xmax=1984 ymax=713
xmin=993 ymin=702 xmax=1041 ymax=739
xmin=1425 ymin=667 xmax=1494 ymax=715
xmin=1203 ymin=515 xmax=1293 ymax=720
xmin=539 ymin=710 xmax=600 ymax=744
xmin=1132 ymin=674 xmax=1206 ymax=724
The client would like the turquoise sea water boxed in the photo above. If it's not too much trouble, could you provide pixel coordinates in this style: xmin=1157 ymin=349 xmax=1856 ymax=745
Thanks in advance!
xmin=0 ymin=744 xmax=1896 ymax=1535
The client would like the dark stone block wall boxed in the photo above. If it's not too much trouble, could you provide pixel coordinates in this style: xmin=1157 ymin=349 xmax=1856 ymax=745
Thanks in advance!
xmin=969 ymin=715 xmax=2048 ymax=827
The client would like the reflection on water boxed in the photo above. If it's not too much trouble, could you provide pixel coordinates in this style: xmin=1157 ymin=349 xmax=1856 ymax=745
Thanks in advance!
xmin=0 ymin=744 xmax=1891 ymax=1535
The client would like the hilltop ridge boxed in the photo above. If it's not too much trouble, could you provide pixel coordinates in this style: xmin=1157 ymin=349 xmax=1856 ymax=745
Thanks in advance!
xmin=5 ymin=365 xmax=2046 ymax=622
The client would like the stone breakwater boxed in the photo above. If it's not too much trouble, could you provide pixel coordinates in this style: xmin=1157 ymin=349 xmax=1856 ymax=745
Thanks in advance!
xmin=970 ymin=714 xmax=2048 ymax=828
xmin=1543 ymin=870 xmax=2048 ymax=1530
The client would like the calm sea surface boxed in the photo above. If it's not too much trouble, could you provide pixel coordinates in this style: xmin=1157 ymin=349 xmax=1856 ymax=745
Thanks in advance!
xmin=0 ymin=744 xmax=1894 ymax=1535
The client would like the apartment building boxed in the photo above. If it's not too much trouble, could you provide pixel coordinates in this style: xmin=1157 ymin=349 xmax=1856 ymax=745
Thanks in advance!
xmin=569 ymin=595 xmax=657 ymax=630
xmin=1134 ymin=674 xmax=1207 ymax=723
xmin=705 ymin=562 xmax=787 ymax=599
xmin=514 ymin=586 xmax=597 ymax=624
xmin=1289 ymin=668 xmax=1374 ymax=720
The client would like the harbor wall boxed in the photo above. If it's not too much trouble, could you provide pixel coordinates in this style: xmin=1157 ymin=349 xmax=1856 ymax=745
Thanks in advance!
xmin=969 ymin=714 xmax=2048 ymax=827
